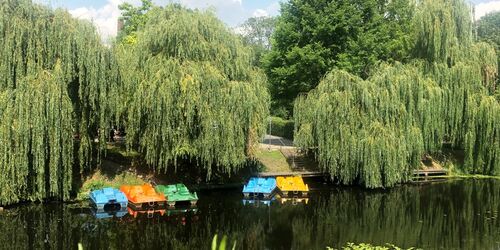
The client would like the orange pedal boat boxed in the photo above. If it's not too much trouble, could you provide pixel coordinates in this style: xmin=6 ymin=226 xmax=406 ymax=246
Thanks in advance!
xmin=120 ymin=184 xmax=167 ymax=209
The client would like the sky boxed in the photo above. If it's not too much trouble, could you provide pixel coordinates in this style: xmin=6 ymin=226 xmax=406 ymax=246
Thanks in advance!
xmin=36 ymin=0 xmax=500 ymax=42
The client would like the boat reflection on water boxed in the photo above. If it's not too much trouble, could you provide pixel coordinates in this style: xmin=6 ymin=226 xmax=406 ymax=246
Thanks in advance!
xmin=124 ymin=206 xmax=199 ymax=225
xmin=164 ymin=207 xmax=198 ymax=217
xmin=242 ymin=197 xmax=275 ymax=206
xmin=278 ymin=196 xmax=309 ymax=205
xmin=127 ymin=207 xmax=166 ymax=218
xmin=127 ymin=207 xmax=199 ymax=217
xmin=90 ymin=206 xmax=128 ymax=219
xmin=242 ymin=194 xmax=310 ymax=207
xmin=88 ymin=203 xmax=199 ymax=223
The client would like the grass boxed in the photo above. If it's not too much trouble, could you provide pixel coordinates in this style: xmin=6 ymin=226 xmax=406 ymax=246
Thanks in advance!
xmin=75 ymin=170 xmax=145 ymax=201
xmin=106 ymin=144 xmax=140 ymax=158
xmin=255 ymin=149 xmax=291 ymax=173
xmin=437 ymin=159 xmax=500 ymax=180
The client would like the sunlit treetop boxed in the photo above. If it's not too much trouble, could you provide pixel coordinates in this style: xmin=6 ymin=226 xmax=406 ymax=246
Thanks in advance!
xmin=115 ymin=5 xmax=269 ymax=177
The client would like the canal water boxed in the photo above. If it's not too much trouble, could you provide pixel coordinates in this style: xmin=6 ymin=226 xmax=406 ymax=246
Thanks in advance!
xmin=0 ymin=179 xmax=499 ymax=250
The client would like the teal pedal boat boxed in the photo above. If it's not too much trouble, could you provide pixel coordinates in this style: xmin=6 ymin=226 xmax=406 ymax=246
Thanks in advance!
xmin=155 ymin=184 xmax=198 ymax=207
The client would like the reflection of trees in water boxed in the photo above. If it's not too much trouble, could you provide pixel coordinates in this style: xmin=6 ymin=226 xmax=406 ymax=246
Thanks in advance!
xmin=0 ymin=180 xmax=498 ymax=249
xmin=0 ymin=205 xmax=83 ymax=249
xmin=291 ymin=180 xmax=500 ymax=249
xmin=0 ymin=204 xmax=270 ymax=249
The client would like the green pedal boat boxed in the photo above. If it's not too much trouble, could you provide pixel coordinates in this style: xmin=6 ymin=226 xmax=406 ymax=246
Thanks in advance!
xmin=155 ymin=184 xmax=198 ymax=207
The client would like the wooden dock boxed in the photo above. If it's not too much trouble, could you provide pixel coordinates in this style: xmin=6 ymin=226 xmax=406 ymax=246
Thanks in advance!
xmin=258 ymin=169 xmax=448 ymax=179
xmin=413 ymin=169 xmax=448 ymax=177
xmin=257 ymin=171 xmax=327 ymax=178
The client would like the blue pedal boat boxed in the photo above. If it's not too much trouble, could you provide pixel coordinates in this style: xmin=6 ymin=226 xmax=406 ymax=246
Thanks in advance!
xmin=243 ymin=177 xmax=277 ymax=198
xmin=90 ymin=187 xmax=128 ymax=210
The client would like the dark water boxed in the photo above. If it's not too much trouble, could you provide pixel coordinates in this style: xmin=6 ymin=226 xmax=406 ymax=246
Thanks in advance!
xmin=1 ymin=179 xmax=499 ymax=250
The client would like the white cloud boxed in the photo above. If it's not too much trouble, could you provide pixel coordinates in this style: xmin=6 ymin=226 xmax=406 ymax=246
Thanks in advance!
xmin=178 ymin=0 xmax=246 ymax=26
xmin=253 ymin=9 xmax=268 ymax=17
xmin=475 ymin=1 xmax=500 ymax=20
xmin=264 ymin=2 xmax=280 ymax=17
xmin=69 ymin=0 xmax=141 ymax=43
xmin=251 ymin=2 xmax=281 ymax=18
xmin=179 ymin=0 xmax=242 ymax=8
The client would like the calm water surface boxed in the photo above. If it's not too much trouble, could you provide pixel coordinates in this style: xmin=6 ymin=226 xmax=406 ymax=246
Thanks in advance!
xmin=0 ymin=179 xmax=499 ymax=250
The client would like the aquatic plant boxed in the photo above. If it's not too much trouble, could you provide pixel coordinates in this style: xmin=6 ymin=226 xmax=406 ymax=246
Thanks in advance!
xmin=294 ymin=0 xmax=499 ymax=188
xmin=211 ymin=234 xmax=236 ymax=250
xmin=327 ymin=242 xmax=411 ymax=250
xmin=0 ymin=0 xmax=116 ymax=205
xmin=115 ymin=5 xmax=269 ymax=177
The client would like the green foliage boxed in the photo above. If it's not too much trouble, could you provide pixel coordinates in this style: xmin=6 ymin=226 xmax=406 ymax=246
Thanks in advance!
xmin=413 ymin=0 xmax=473 ymax=63
xmin=477 ymin=11 xmax=500 ymax=51
xmin=294 ymin=65 xmax=431 ymax=187
xmin=0 ymin=0 xmax=116 ymax=205
xmin=117 ymin=0 xmax=154 ymax=44
xmin=75 ymin=170 xmax=145 ymax=201
xmin=239 ymin=16 xmax=277 ymax=67
xmin=240 ymin=16 xmax=276 ymax=50
xmin=267 ymin=116 xmax=294 ymax=139
xmin=264 ymin=0 xmax=416 ymax=113
xmin=294 ymin=0 xmax=499 ymax=188
xmin=477 ymin=11 xmax=500 ymax=88
xmin=115 ymin=5 xmax=269 ymax=178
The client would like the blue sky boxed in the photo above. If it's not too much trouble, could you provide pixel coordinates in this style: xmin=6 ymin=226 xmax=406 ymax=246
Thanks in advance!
xmin=37 ymin=0 xmax=500 ymax=42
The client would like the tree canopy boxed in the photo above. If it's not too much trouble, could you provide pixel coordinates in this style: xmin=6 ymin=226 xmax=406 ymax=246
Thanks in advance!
xmin=264 ymin=0 xmax=416 ymax=116
xmin=294 ymin=0 xmax=499 ymax=188
xmin=240 ymin=16 xmax=276 ymax=50
xmin=117 ymin=0 xmax=154 ymax=44
xmin=238 ymin=16 xmax=277 ymax=67
xmin=115 ymin=5 xmax=269 ymax=177
xmin=477 ymin=11 xmax=500 ymax=88
xmin=0 ymin=1 xmax=268 ymax=206
xmin=0 ymin=0 xmax=116 ymax=205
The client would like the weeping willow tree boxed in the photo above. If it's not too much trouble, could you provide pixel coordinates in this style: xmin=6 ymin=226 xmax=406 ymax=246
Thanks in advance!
xmin=0 ymin=0 xmax=116 ymax=205
xmin=294 ymin=0 xmax=499 ymax=188
xmin=115 ymin=5 xmax=269 ymax=177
